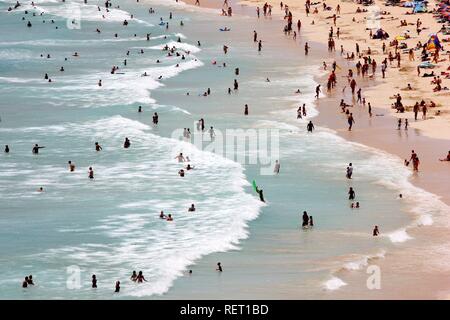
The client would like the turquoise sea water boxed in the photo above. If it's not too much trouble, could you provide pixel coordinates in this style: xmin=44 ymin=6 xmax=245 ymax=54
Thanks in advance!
xmin=0 ymin=0 xmax=444 ymax=299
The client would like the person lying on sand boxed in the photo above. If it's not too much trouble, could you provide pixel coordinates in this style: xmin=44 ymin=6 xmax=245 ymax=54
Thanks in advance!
xmin=439 ymin=151 xmax=450 ymax=161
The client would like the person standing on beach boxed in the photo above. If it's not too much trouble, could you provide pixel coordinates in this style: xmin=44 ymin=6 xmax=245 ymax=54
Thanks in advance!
xmin=413 ymin=157 xmax=420 ymax=172
xmin=373 ymin=226 xmax=379 ymax=236
xmin=258 ymin=40 xmax=262 ymax=52
xmin=368 ymin=102 xmax=372 ymax=117
xmin=422 ymin=104 xmax=427 ymax=120
xmin=305 ymin=42 xmax=310 ymax=55
xmin=315 ymin=84 xmax=321 ymax=99
xmin=413 ymin=103 xmax=419 ymax=121
xmin=253 ymin=30 xmax=257 ymax=42
xmin=347 ymin=113 xmax=355 ymax=131
xmin=244 ymin=104 xmax=249 ymax=115
xmin=350 ymin=79 xmax=357 ymax=95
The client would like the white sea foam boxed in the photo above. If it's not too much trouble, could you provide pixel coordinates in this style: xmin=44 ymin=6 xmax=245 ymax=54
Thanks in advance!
xmin=21 ymin=2 xmax=153 ymax=25
xmin=4 ymin=116 xmax=264 ymax=297
xmin=386 ymin=229 xmax=413 ymax=243
xmin=147 ymin=40 xmax=201 ymax=53
xmin=323 ymin=277 xmax=347 ymax=291
xmin=342 ymin=250 xmax=386 ymax=271
xmin=0 ymin=35 xmax=175 ymax=47
xmin=0 ymin=58 xmax=203 ymax=108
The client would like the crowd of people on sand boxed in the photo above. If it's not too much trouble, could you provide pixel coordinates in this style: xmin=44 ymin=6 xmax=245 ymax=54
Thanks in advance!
xmin=4 ymin=0 xmax=450 ymax=291
xmin=258 ymin=0 xmax=449 ymax=235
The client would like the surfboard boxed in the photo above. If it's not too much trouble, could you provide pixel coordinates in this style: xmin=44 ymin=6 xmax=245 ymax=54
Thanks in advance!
xmin=252 ymin=180 xmax=258 ymax=192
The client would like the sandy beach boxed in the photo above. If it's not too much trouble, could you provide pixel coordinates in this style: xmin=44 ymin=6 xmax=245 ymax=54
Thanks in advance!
xmin=1 ymin=0 xmax=449 ymax=300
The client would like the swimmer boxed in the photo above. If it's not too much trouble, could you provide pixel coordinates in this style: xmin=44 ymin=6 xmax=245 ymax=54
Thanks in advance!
xmin=178 ymin=169 xmax=185 ymax=177
xmin=95 ymin=142 xmax=102 ymax=151
xmin=209 ymin=126 xmax=215 ymax=140
xmin=166 ymin=214 xmax=173 ymax=221
xmin=88 ymin=167 xmax=94 ymax=179
xmin=37 ymin=187 xmax=44 ymax=192
xmin=136 ymin=271 xmax=147 ymax=283
xmin=5 ymin=145 xmax=10 ymax=153
xmin=153 ymin=112 xmax=159 ymax=124
xmin=159 ymin=211 xmax=166 ymax=219
xmin=123 ymin=137 xmax=131 ymax=149
xmin=307 ymin=121 xmax=314 ymax=133
xmin=130 ymin=271 xmax=137 ymax=281
xmin=188 ymin=204 xmax=196 ymax=212
xmin=216 ymin=262 xmax=223 ymax=272
xmin=273 ymin=160 xmax=280 ymax=174
xmin=92 ymin=275 xmax=97 ymax=288
xmin=115 ymin=281 xmax=120 ymax=293
xmin=138 ymin=106 xmax=142 ymax=113
xmin=27 ymin=275 xmax=34 ymax=285
xmin=175 ymin=153 xmax=186 ymax=162
xmin=32 ymin=144 xmax=45 ymax=154
xmin=186 ymin=164 xmax=194 ymax=170
xmin=68 ymin=161 xmax=75 ymax=172
xmin=22 ymin=277 xmax=29 ymax=288
xmin=346 ymin=163 xmax=353 ymax=179
xmin=302 ymin=211 xmax=309 ymax=228
xmin=348 ymin=187 xmax=355 ymax=200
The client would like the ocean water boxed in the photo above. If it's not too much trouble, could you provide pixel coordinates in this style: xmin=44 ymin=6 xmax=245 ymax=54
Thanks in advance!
xmin=0 ymin=0 xmax=447 ymax=299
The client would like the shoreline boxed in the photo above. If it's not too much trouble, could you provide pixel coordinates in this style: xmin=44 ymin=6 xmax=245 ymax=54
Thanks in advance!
xmin=183 ymin=0 xmax=450 ymax=207
xmin=177 ymin=0 xmax=450 ymax=299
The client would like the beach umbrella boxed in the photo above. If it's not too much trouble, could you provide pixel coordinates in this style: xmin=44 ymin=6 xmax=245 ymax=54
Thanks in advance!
xmin=426 ymin=34 xmax=443 ymax=51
